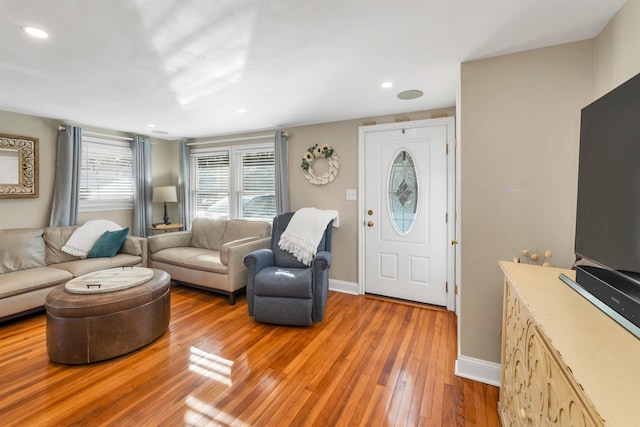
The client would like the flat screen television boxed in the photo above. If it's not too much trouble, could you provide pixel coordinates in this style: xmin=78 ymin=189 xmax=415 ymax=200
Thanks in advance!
xmin=560 ymin=72 xmax=640 ymax=339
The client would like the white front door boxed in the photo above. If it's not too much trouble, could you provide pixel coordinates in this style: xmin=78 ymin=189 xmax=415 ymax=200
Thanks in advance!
xmin=359 ymin=118 xmax=454 ymax=306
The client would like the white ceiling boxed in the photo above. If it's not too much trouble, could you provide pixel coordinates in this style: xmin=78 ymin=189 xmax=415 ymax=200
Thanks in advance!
xmin=0 ymin=0 xmax=627 ymax=140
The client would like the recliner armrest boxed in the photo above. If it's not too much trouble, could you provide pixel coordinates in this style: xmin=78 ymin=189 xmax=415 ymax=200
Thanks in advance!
xmin=244 ymin=248 xmax=275 ymax=316
xmin=243 ymin=248 xmax=275 ymax=273
xmin=312 ymin=250 xmax=331 ymax=270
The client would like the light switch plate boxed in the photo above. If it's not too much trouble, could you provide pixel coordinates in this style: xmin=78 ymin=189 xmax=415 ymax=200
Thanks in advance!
xmin=346 ymin=189 xmax=357 ymax=200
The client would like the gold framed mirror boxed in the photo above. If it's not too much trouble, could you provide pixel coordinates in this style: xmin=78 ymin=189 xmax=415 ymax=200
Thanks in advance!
xmin=0 ymin=134 xmax=39 ymax=198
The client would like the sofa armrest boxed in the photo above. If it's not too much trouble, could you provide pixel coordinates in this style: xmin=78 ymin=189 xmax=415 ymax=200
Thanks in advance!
xmin=220 ymin=236 xmax=263 ymax=265
xmin=118 ymin=235 xmax=149 ymax=267
xmin=224 ymin=237 xmax=272 ymax=306
xmin=225 ymin=237 xmax=271 ymax=267
xmin=147 ymin=231 xmax=193 ymax=254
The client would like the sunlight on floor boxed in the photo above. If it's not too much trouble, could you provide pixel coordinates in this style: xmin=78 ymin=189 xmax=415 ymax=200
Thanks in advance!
xmin=185 ymin=395 xmax=250 ymax=427
xmin=189 ymin=346 xmax=233 ymax=386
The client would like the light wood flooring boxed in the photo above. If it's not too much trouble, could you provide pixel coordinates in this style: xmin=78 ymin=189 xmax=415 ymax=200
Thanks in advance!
xmin=0 ymin=286 xmax=500 ymax=426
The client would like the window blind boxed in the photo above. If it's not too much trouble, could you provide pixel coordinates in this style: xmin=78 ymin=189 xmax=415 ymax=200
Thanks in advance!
xmin=79 ymin=138 xmax=133 ymax=210
xmin=241 ymin=150 xmax=275 ymax=219
xmin=194 ymin=151 xmax=230 ymax=218
xmin=191 ymin=144 xmax=275 ymax=221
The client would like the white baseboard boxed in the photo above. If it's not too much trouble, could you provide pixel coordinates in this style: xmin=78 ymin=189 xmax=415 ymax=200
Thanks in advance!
xmin=329 ymin=279 xmax=359 ymax=295
xmin=455 ymin=355 xmax=501 ymax=387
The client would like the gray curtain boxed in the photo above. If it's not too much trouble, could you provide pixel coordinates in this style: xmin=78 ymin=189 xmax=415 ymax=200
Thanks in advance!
xmin=178 ymin=140 xmax=191 ymax=230
xmin=50 ymin=126 xmax=82 ymax=227
xmin=274 ymin=130 xmax=290 ymax=214
xmin=132 ymin=136 xmax=153 ymax=237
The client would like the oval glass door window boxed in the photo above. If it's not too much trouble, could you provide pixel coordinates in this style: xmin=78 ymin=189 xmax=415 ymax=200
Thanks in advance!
xmin=388 ymin=150 xmax=418 ymax=234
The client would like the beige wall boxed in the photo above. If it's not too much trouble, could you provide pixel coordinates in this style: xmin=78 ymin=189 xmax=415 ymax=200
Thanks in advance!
xmin=151 ymin=140 xmax=181 ymax=226
xmin=457 ymin=0 xmax=640 ymax=367
xmin=0 ymin=111 xmax=58 ymax=229
xmin=595 ymin=0 xmax=640 ymax=96
xmin=0 ymin=110 xmax=174 ymax=230
xmin=459 ymin=40 xmax=595 ymax=363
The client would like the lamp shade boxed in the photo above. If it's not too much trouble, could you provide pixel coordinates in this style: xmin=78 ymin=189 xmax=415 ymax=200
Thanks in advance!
xmin=153 ymin=186 xmax=178 ymax=203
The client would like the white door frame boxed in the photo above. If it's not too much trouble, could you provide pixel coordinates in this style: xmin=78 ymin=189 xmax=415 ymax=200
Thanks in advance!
xmin=358 ymin=117 xmax=457 ymax=311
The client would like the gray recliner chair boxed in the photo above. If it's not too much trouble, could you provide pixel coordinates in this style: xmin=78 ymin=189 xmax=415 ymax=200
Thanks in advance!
xmin=243 ymin=212 xmax=333 ymax=326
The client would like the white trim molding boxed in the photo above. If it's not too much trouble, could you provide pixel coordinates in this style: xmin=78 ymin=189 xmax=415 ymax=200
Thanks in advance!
xmin=455 ymin=355 xmax=501 ymax=387
xmin=329 ymin=279 xmax=359 ymax=295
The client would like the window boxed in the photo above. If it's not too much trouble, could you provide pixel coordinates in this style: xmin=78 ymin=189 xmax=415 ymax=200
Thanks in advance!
xmin=79 ymin=136 xmax=134 ymax=211
xmin=388 ymin=149 xmax=418 ymax=234
xmin=192 ymin=144 xmax=275 ymax=221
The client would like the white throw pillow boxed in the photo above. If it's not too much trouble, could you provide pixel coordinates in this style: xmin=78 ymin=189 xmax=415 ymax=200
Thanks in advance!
xmin=61 ymin=220 xmax=123 ymax=258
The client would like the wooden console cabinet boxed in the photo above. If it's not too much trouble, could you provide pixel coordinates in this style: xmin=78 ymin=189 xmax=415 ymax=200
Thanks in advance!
xmin=499 ymin=261 xmax=640 ymax=426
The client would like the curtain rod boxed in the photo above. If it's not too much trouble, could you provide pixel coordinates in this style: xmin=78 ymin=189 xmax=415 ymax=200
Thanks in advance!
xmin=187 ymin=132 xmax=288 ymax=146
xmin=58 ymin=125 xmax=134 ymax=142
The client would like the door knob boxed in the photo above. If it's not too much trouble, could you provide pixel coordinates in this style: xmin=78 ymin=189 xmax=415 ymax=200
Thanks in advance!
xmin=451 ymin=239 xmax=459 ymax=245
xmin=367 ymin=221 xmax=374 ymax=227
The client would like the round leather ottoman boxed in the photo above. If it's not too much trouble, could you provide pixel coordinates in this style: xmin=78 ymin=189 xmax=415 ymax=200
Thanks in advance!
xmin=46 ymin=269 xmax=171 ymax=364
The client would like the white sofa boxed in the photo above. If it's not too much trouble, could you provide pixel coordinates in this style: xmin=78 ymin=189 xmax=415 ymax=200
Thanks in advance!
xmin=147 ymin=217 xmax=271 ymax=304
xmin=0 ymin=225 xmax=147 ymax=322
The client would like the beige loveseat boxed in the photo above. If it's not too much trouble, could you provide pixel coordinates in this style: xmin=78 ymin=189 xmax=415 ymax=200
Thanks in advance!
xmin=147 ymin=217 xmax=271 ymax=304
xmin=0 ymin=226 xmax=147 ymax=322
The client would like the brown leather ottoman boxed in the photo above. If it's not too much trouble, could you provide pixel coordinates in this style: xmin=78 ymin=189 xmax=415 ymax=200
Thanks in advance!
xmin=46 ymin=268 xmax=171 ymax=364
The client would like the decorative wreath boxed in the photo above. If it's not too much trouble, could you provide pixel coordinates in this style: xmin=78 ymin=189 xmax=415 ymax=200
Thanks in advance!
xmin=301 ymin=143 xmax=340 ymax=185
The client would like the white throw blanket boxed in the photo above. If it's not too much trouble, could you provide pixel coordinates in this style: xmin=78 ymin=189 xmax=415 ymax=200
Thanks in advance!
xmin=62 ymin=219 xmax=123 ymax=258
xmin=278 ymin=208 xmax=339 ymax=266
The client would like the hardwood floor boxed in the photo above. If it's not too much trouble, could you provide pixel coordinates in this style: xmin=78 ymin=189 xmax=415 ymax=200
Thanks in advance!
xmin=0 ymin=287 xmax=499 ymax=426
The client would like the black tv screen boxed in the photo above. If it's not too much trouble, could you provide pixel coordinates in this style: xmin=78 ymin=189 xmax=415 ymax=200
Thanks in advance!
xmin=575 ymin=72 xmax=640 ymax=275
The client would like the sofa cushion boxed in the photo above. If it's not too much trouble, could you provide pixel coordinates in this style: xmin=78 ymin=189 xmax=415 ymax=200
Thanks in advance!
xmin=0 ymin=266 xmax=72 ymax=299
xmin=87 ymin=228 xmax=129 ymax=258
xmin=151 ymin=247 xmax=227 ymax=274
xmin=44 ymin=226 xmax=82 ymax=264
xmin=191 ymin=217 xmax=227 ymax=251
xmin=0 ymin=228 xmax=46 ymax=273
xmin=183 ymin=252 xmax=227 ymax=274
xmin=49 ymin=254 xmax=141 ymax=277
xmin=151 ymin=247 xmax=208 ymax=265
xmin=223 ymin=220 xmax=271 ymax=245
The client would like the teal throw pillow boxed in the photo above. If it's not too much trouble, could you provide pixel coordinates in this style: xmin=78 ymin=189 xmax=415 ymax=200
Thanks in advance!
xmin=87 ymin=228 xmax=129 ymax=258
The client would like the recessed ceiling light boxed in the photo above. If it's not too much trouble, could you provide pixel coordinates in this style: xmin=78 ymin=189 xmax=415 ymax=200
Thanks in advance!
xmin=381 ymin=82 xmax=393 ymax=88
xmin=397 ymin=89 xmax=423 ymax=100
xmin=147 ymin=124 xmax=156 ymax=128
xmin=21 ymin=26 xmax=49 ymax=39
xmin=236 ymin=108 xmax=247 ymax=113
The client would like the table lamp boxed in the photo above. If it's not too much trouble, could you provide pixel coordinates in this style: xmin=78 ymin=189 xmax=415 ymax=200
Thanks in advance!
xmin=153 ymin=186 xmax=178 ymax=225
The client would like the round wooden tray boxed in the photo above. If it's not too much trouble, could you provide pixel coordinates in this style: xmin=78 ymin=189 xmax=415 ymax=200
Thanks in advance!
xmin=65 ymin=267 xmax=154 ymax=294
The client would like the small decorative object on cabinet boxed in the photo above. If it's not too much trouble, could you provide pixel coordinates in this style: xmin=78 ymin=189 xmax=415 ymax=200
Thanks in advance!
xmin=499 ymin=261 xmax=640 ymax=426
